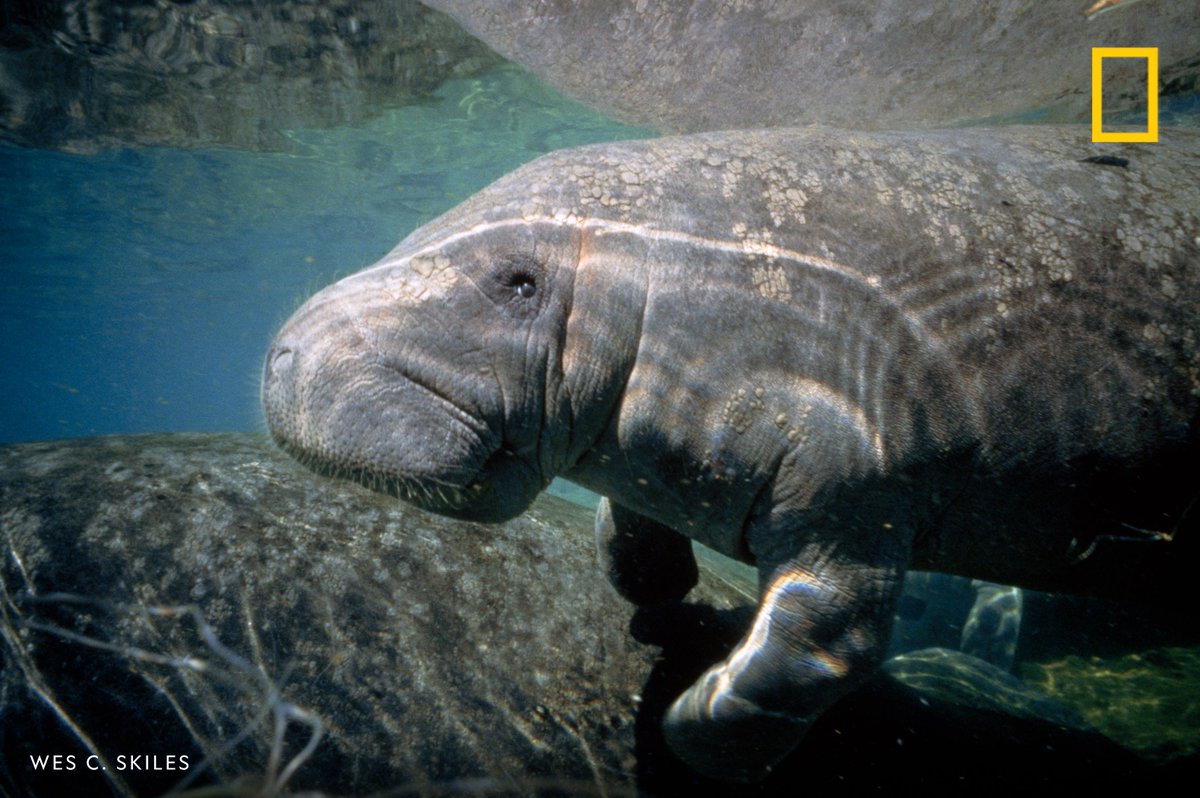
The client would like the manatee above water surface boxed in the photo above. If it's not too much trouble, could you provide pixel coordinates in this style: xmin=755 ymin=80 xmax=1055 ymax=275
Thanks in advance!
xmin=263 ymin=125 xmax=1200 ymax=779
xmin=421 ymin=0 xmax=1200 ymax=132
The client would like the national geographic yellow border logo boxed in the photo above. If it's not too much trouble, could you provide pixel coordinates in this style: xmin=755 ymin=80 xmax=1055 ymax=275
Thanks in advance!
xmin=1091 ymin=47 xmax=1158 ymax=143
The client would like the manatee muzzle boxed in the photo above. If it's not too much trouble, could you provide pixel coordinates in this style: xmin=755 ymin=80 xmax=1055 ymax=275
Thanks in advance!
xmin=261 ymin=290 xmax=497 ymax=516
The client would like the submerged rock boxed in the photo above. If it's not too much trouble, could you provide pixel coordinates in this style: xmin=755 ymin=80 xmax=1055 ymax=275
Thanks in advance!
xmin=0 ymin=434 xmax=1183 ymax=795
xmin=800 ymin=647 xmax=1148 ymax=789
xmin=0 ymin=0 xmax=501 ymax=153
xmin=1022 ymin=646 xmax=1200 ymax=764
xmin=0 ymin=433 xmax=734 ymax=795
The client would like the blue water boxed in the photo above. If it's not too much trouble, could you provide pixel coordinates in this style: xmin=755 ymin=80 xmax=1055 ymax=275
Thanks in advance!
xmin=0 ymin=65 xmax=651 ymax=444
xmin=4 ymin=70 xmax=1198 ymax=445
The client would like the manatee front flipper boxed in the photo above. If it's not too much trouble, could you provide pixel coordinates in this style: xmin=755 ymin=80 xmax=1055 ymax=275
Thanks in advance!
xmin=663 ymin=518 xmax=912 ymax=781
xmin=595 ymin=496 xmax=699 ymax=606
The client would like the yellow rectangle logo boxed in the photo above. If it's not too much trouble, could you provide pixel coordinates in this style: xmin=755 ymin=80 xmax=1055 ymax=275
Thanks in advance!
xmin=1091 ymin=47 xmax=1158 ymax=142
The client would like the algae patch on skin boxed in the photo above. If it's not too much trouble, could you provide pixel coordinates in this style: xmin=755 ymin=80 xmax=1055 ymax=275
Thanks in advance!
xmin=1020 ymin=646 xmax=1200 ymax=764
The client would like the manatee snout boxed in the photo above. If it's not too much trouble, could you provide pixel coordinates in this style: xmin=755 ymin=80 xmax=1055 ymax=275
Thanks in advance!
xmin=261 ymin=283 xmax=365 ymax=455
xmin=261 ymin=261 xmax=542 ymax=522
xmin=260 ymin=340 xmax=299 ymax=434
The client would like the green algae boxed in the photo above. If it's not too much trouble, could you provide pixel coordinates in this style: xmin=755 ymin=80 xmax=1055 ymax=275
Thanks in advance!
xmin=1021 ymin=646 xmax=1200 ymax=764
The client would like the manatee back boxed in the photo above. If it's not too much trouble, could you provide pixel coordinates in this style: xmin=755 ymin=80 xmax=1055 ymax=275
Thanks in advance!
xmin=485 ymin=126 xmax=1200 ymax=467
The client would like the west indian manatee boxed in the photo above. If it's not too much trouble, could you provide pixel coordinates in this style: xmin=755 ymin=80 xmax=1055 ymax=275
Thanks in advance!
xmin=261 ymin=124 xmax=1199 ymax=781
xmin=419 ymin=0 xmax=1199 ymax=132
xmin=0 ymin=434 xmax=1167 ymax=795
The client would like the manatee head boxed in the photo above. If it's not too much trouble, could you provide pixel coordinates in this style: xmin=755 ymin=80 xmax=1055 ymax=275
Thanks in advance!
xmin=262 ymin=177 xmax=645 ymax=522
xmin=263 ymin=225 xmax=558 ymax=522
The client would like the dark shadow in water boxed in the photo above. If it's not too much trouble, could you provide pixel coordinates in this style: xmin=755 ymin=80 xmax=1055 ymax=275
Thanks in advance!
xmin=627 ymin=600 xmax=1196 ymax=795
xmin=628 ymin=602 xmax=754 ymax=796
xmin=1020 ymin=590 xmax=1200 ymax=663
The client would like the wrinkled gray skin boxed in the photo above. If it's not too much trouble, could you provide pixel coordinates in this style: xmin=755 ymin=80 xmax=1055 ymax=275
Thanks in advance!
xmin=263 ymin=126 xmax=1200 ymax=780
xmin=420 ymin=0 xmax=1200 ymax=132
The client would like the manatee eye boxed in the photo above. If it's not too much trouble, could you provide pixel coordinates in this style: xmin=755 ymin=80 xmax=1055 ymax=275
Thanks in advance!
xmin=513 ymin=275 xmax=537 ymax=299
xmin=487 ymin=254 xmax=544 ymax=319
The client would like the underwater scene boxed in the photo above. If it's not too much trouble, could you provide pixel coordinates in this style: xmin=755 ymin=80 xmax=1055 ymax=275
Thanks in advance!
xmin=2 ymin=1 xmax=1199 ymax=795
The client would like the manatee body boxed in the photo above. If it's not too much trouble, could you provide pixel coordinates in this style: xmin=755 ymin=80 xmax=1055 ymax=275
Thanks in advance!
xmin=421 ymin=0 xmax=1200 ymax=132
xmin=262 ymin=126 xmax=1200 ymax=780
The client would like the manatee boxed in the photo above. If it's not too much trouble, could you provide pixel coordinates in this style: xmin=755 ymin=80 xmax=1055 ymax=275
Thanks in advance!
xmin=262 ymin=125 xmax=1200 ymax=780
xmin=0 ymin=434 xmax=1166 ymax=794
xmin=419 ymin=0 xmax=1200 ymax=132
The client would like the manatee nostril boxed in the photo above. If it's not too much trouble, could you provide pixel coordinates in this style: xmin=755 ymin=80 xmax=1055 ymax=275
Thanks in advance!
xmin=262 ymin=345 xmax=297 ymax=433
xmin=268 ymin=346 xmax=295 ymax=377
